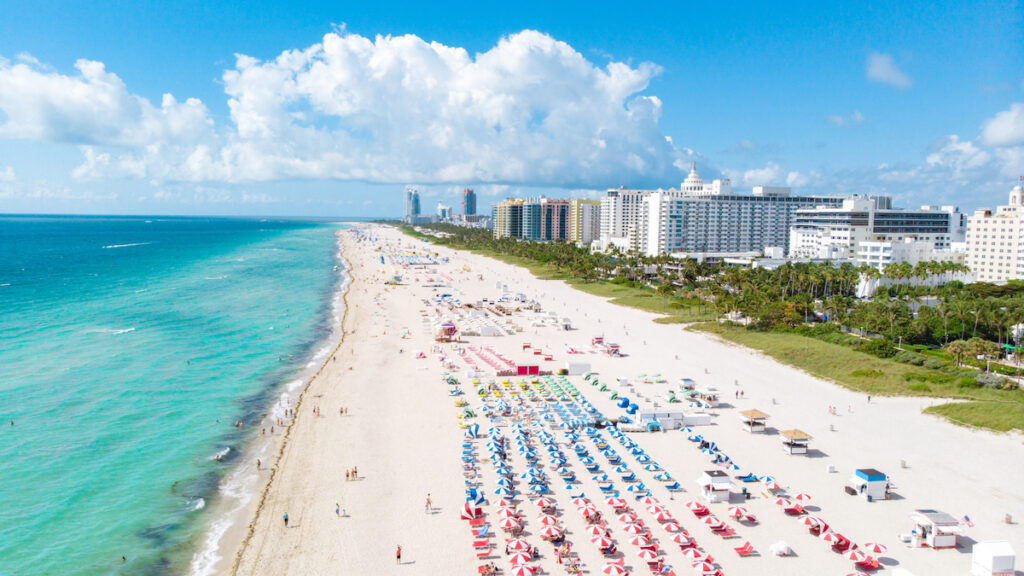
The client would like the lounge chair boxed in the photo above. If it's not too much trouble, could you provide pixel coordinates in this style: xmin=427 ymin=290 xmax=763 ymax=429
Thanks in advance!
xmin=717 ymin=527 xmax=736 ymax=538
xmin=733 ymin=542 xmax=755 ymax=556
xmin=784 ymin=504 xmax=806 ymax=515
xmin=621 ymin=473 xmax=637 ymax=482
xmin=665 ymin=481 xmax=682 ymax=491
xmin=473 ymin=538 xmax=490 ymax=548
xmin=474 ymin=525 xmax=490 ymax=538
xmin=476 ymin=545 xmax=494 ymax=559
xmin=468 ymin=518 xmax=486 ymax=527
xmin=856 ymin=556 xmax=880 ymax=571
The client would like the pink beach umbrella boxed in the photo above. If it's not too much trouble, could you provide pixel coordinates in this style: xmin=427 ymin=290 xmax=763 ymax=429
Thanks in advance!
xmin=671 ymin=533 xmax=692 ymax=545
xmin=765 ymin=481 xmax=781 ymax=490
xmin=602 ymin=564 xmax=628 ymax=576
xmin=585 ymin=525 xmax=605 ymax=537
xmin=821 ymin=531 xmax=846 ymax=543
xmin=497 ymin=508 xmax=518 ymax=518
xmin=606 ymin=497 xmax=627 ymax=507
xmin=691 ymin=561 xmax=715 ymax=572
xmin=798 ymin=515 xmax=820 ymax=527
xmin=510 ymin=565 xmax=535 ymax=576
xmin=509 ymin=551 xmax=532 ymax=565
xmin=533 ymin=497 xmax=554 ymax=508
xmin=592 ymin=535 xmax=614 ymax=548
xmin=497 ymin=499 xmax=514 ymax=508
xmin=572 ymin=497 xmax=590 ymax=506
xmin=622 ymin=523 xmax=645 ymax=534
xmin=727 ymin=506 xmax=748 ymax=518
xmin=537 ymin=513 xmax=558 ymax=526
xmin=461 ymin=502 xmax=481 ymax=519
xmin=539 ymin=525 xmax=562 ymax=539
xmin=636 ymin=549 xmax=659 ymax=562
xmin=507 ymin=538 xmax=531 ymax=551
xmin=680 ymin=548 xmax=705 ymax=560
xmin=652 ymin=510 xmax=674 ymax=522
xmin=844 ymin=549 xmax=867 ymax=562
xmin=617 ymin=512 xmax=638 ymax=523
xmin=862 ymin=542 xmax=888 ymax=554
xmin=685 ymin=501 xmax=704 ymax=511
xmin=640 ymin=496 xmax=660 ymax=505
xmin=792 ymin=492 xmax=812 ymax=501
xmin=498 ymin=517 xmax=521 ymax=530
xmin=663 ymin=521 xmax=682 ymax=533
xmin=628 ymin=534 xmax=651 ymax=547
xmin=646 ymin=505 xmax=666 ymax=515
xmin=702 ymin=515 xmax=722 ymax=527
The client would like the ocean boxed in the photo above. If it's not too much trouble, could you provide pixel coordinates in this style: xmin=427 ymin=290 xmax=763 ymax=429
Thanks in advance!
xmin=0 ymin=216 xmax=346 ymax=575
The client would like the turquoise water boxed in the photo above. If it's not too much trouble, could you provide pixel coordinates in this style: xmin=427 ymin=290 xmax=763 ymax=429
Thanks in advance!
xmin=0 ymin=216 xmax=345 ymax=575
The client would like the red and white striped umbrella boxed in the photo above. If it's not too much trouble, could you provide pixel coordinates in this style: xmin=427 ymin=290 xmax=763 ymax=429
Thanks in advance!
xmin=685 ymin=501 xmax=705 ymax=511
xmin=533 ymin=497 xmax=554 ymax=508
xmin=591 ymin=535 xmax=614 ymax=548
xmin=628 ymin=534 xmax=650 ymax=547
xmin=585 ymin=525 xmax=605 ymax=537
xmin=537 ymin=513 xmax=558 ymax=526
xmin=862 ymin=542 xmax=888 ymax=554
xmin=792 ymin=492 xmax=812 ymax=501
xmin=680 ymin=548 xmax=705 ymax=560
xmin=646 ymin=505 xmax=666 ymax=515
xmin=636 ymin=549 xmax=659 ymax=561
xmin=773 ymin=498 xmax=792 ymax=507
xmin=507 ymin=538 xmax=531 ymax=550
xmin=727 ymin=506 xmax=748 ymax=518
xmin=765 ymin=481 xmax=781 ymax=490
xmin=577 ymin=504 xmax=598 ymax=516
xmin=539 ymin=525 xmax=562 ymax=539
xmin=510 ymin=565 xmax=535 ymax=576
xmin=663 ymin=521 xmax=682 ymax=533
xmin=572 ymin=497 xmax=590 ymax=506
xmin=844 ymin=549 xmax=867 ymax=562
xmin=617 ymin=512 xmax=637 ymax=523
xmin=461 ymin=502 xmax=480 ymax=519
xmin=497 ymin=508 xmax=517 ymax=518
xmin=691 ymin=561 xmax=715 ymax=572
xmin=652 ymin=510 xmax=674 ymax=522
xmin=509 ymin=551 xmax=532 ymax=565
xmin=622 ymin=523 xmax=645 ymax=534
xmin=602 ymin=564 xmax=628 ymax=576
xmin=671 ymin=533 xmax=692 ymax=544
xmin=498 ymin=499 xmax=514 ymax=508
xmin=821 ymin=531 xmax=846 ymax=543
xmin=702 ymin=515 xmax=722 ymax=527
xmin=498 ymin=517 xmax=521 ymax=530
xmin=640 ymin=496 xmax=660 ymax=505
xmin=798 ymin=515 xmax=820 ymax=527
xmin=606 ymin=497 xmax=627 ymax=507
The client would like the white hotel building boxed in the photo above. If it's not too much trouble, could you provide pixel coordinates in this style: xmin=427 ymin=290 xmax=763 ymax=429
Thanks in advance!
xmin=965 ymin=182 xmax=1024 ymax=282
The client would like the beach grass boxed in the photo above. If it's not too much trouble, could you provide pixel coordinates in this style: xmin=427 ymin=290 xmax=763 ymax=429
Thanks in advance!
xmin=692 ymin=322 xmax=1024 ymax=431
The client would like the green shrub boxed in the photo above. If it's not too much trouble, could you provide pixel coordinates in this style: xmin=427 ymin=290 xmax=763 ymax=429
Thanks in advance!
xmin=894 ymin=351 xmax=926 ymax=366
xmin=908 ymin=383 xmax=931 ymax=392
xmin=975 ymin=372 xmax=1009 ymax=389
xmin=860 ymin=338 xmax=897 ymax=359
xmin=923 ymin=358 xmax=946 ymax=370
xmin=956 ymin=377 xmax=981 ymax=388
xmin=851 ymin=369 xmax=884 ymax=378
xmin=903 ymin=373 xmax=928 ymax=382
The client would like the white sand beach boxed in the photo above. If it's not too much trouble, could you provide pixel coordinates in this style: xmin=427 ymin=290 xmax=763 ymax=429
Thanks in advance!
xmin=225 ymin=223 xmax=1023 ymax=576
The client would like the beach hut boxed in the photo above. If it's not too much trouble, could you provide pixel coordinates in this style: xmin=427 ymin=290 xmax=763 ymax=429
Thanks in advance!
xmin=779 ymin=429 xmax=812 ymax=455
xmin=565 ymin=361 xmax=591 ymax=376
xmin=677 ymin=378 xmax=696 ymax=391
xmin=909 ymin=509 xmax=964 ymax=549
xmin=972 ymin=541 xmax=1016 ymax=576
xmin=739 ymin=409 xmax=769 ymax=433
xmin=696 ymin=470 xmax=733 ymax=503
xmin=695 ymin=385 xmax=721 ymax=407
xmin=847 ymin=468 xmax=888 ymax=501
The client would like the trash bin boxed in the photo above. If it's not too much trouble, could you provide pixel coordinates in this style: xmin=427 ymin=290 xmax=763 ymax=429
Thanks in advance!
xmin=867 ymin=495 xmax=873 ymax=502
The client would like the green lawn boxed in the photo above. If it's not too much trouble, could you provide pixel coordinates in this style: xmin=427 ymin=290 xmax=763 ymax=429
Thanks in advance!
xmin=691 ymin=322 xmax=1024 ymax=432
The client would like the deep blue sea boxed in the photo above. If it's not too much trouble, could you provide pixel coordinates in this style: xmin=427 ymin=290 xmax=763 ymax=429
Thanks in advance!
xmin=0 ymin=216 xmax=346 ymax=575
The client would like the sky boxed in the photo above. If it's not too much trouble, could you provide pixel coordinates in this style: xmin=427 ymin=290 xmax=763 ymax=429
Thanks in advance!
xmin=0 ymin=0 xmax=1021 ymax=217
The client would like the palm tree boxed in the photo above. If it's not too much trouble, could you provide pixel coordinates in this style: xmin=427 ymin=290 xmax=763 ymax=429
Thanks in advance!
xmin=945 ymin=340 xmax=968 ymax=367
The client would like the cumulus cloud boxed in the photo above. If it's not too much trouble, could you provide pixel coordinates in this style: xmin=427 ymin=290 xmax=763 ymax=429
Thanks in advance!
xmin=980 ymin=102 xmax=1024 ymax=147
xmin=866 ymin=52 xmax=912 ymax=89
xmin=0 ymin=165 xmax=14 ymax=182
xmin=723 ymin=161 xmax=818 ymax=188
xmin=0 ymin=30 xmax=684 ymax=187
xmin=825 ymin=110 xmax=865 ymax=127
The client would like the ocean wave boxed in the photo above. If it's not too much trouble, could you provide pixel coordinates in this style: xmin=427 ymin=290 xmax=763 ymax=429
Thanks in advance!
xmin=204 ymin=276 xmax=227 ymax=281
xmin=86 ymin=327 xmax=136 ymax=336
xmin=209 ymin=447 xmax=230 ymax=461
xmin=102 ymin=242 xmax=153 ymax=249
xmin=0 ymin=283 xmax=10 ymax=287
xmin=191 ymin=498 xmax=206 ymax=511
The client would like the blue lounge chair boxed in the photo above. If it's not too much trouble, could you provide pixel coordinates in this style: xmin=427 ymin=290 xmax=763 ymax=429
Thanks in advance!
xmin=665 ymin=481 xmax=682 ymax=491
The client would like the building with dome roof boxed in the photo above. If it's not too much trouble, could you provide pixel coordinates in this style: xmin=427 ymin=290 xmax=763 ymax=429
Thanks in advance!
xmin=965 ymin=181 xmax=1024 ymax=282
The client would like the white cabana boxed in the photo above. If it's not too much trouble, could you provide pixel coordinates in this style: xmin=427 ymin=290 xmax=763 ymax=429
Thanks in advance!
xmin=696 ymin=470 xmax=733 ymax=503
xmin=910 ymin=509 xmax=963 ymax=549
xmin=739 ymin=409 xmax=769 ymax=433
xmin=972 ymin=541 xmax=1015 ymax=576
xmin=779 ymin=429 xmax=812 ymax=455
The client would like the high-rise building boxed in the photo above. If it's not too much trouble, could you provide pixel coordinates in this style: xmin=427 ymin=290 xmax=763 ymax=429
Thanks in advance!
xmin=965 ymin=182 xmax=1024 ymax=282
xmin=493 ymin=197 xmax=572 ymax=241
xmin=492 ymin=199 xmax=524 ymax=239
xmin=403 ymin=187 xmax=421 ymax=223
xmin=437 ymin=202 xmax=452 ymax=220
xmin=462 ymin=188 xmax=477 ymax=216
xmin=570 ymin=199 xmax=601 ymax=245
xmin=789 ymin=196 xmax=965 ymax=268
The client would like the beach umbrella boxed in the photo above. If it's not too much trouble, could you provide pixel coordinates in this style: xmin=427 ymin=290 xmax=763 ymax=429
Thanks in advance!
xmin=461 ymin=503 xmax=481 ymax=519
xmin=507 ymin=538 xmax=530 ymax=550
xmin=685 ymin=501 xmax=704 ymax=511
xmin=628 ymin=535 xmax=650 ymax=547
xmin=496 ymin=477 xmax=514 ymax=487
xmin=691 ymin=561 xmax=715 ymax=572
xmin=533 ymin=497 xmax=554 ymax=509
xmin=592 ymin=535 xmax=614 ymax=548
xmin=585 ymin=525 xmax=605 ymax=537
xmin=671 ymin=533 xmax=692 ymax=544
xmin=844 ymin=550 xmax=867 ymax=562
xmin=765 ymin=481 xmax=781 ymax=491
xmin=539 ymin=525 xmax=562 ymax=539
xmin=592 ymin=473 xmax=610 ymax=482
xmin=510 ymin=565 xmax=535 ymax=576
xmin=703 ymin=516 xmax=723 ymax=528
xmin=727 ymin=506 xmax=748 ymax=518
xmin=508 ymin=551 xmax=532 ymax=565
xmin=636 ymin=454 xmax=651 ymax=463
xmin=636 ymin=549 xmax=659 ymax=561
xmin=537 ymin=513 xmax=558 ymax=526
xmin=606 ymin=497 xmax=627 ymax=508
xmin=862 ymin=542 xmax=888 ymax=554
xmin=640 ymin=496 xmax=659 ymax=505
xmin=646 ymin=505 xmax=666 ymax=514
xmin=798 ymin=516 xmax=820 ymax=527
xmin=652 ymin=510 xmax=674 ymax=523
xmin=821 ymin=531 xmax=846 ymax=543
xmin=617 ymin=512 xmax=637 ymax=523
xmin=663 ymin=521 xmax=682 ymax=533
xmin=498 ymin=517 xmax=521 ymax=530
xmin=622 ymin=523 xmax=645 ymax=534
xmin=759 ymin=475 xmax=775 ymax=482
xmin=572 ymin=497 xmax=590 ymax=506
xmin=496 ymin=508 xmax=517 ymax=519
xmin=614 ymin=464 xmax=630 ymax=473
xmin=654 ymin=472 xmax=673 ymax=481
xmin=494 ymin=487 xmax=515 ymax=497
xmin=602 ymin=564 xmax=628 ymax=576
xmin=792 ymin=492 xmax=812 ymax=501
xmin=773 ymin=498 xmax=792 ymax=507
xmin=643 ymin=463 xmax=661 ymax=471
xmin=680 ymin=548 xmax=705 ymax=560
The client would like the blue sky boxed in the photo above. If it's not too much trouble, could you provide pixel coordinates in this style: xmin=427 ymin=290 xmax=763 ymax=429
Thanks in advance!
xmin=0 ymin=0 xmax=1021 ymax=216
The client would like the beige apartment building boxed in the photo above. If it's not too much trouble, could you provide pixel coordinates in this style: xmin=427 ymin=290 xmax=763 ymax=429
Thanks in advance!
xmin=965 ymin=182 xmax=1024 ymax=282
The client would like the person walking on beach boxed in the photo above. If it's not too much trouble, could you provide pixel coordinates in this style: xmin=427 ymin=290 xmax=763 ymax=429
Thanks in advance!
xmin=396 ymin=545 xmax=402 ymax=564
xmin=425 ymin=493 xmax=432 ymax=513
xmin=283 ymin=512 xmax=289 ymax=527
xmin=335 ymin=503 xmax=340 ymax=517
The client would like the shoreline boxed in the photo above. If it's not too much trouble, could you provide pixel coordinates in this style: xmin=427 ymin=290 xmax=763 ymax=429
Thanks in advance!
xmin=188 ymin=226 xmax=354 ymax=576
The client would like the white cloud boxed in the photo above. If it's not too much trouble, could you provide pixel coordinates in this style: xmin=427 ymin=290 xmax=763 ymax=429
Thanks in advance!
xmin=0 ymin=165 xmax=14 ymax=182
xmin=825 ymin=110 xmax=865 ymax=127
xmin=723 ymin=161 xmax=818 ymax=188
xmin=866 ymin=52 xmax=912 ymax=89
xmin=0 ymin=31 xmax=685 ymax=188
xmin=980 ymin=102 xmax=1024 ymax=147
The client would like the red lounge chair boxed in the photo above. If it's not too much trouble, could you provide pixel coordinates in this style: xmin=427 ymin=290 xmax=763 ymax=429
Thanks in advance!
xmin=743 ymin=514 xmax=758 ymax=524
xmin=469 ymin=518 xmax=486 ymax=526
xmin=610 ymin=558 xmax=625 ymax=566
xmin=734 ymin=542 xmax=755 ymax=556
xmin=717 ymin=527 xmax=736 ymax=538
xmin=473 ymin=539 xmax=490 ymax=548
xmin=476 ymin=546 xmax=493 ymax=559
xmin=856 ymin=556 xmax=880 ymax=571
xmin=784 ymin=504 xmax=806 ymax=515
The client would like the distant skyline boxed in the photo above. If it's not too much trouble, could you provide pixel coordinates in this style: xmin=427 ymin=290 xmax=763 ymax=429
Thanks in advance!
xmin=0 ymin=1 xmax=1022 ymax=216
